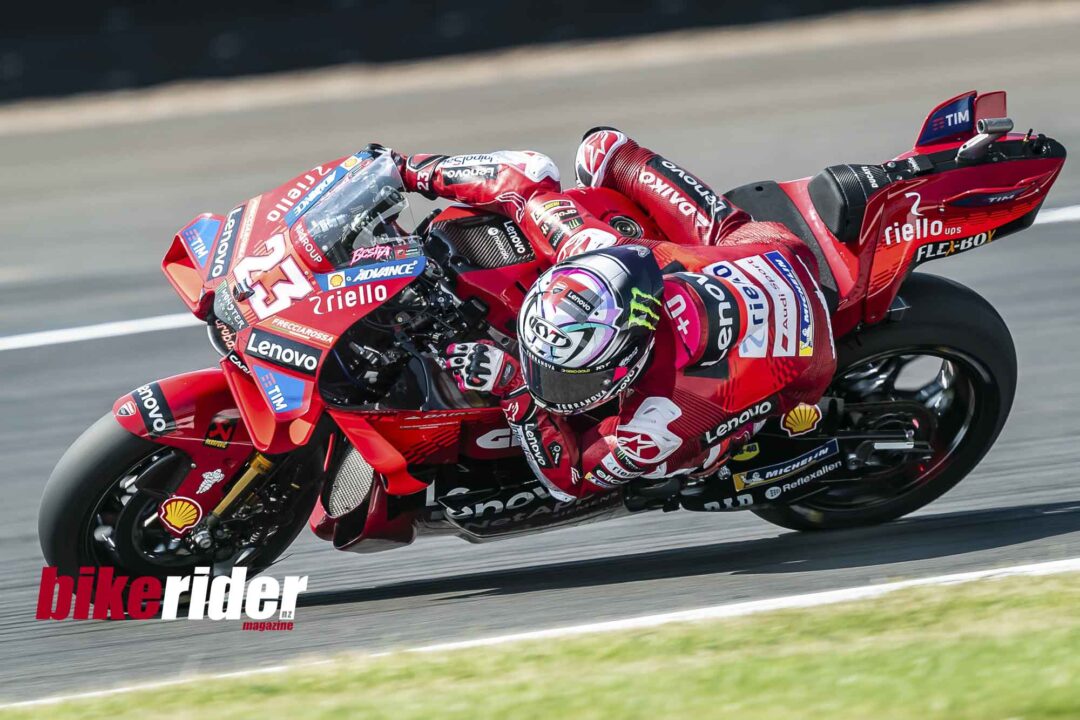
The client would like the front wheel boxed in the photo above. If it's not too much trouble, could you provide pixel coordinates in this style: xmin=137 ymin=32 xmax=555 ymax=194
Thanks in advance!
xmin=752 ymin=272 xmax=1017 ymax=531
xmin=38 ymin=413 xmax=319 ymax=581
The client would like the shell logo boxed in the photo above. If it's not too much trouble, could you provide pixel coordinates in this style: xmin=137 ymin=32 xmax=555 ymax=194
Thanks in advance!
xmin=782 ymin=404 xmax=822 ymax=437
xmin=328 ymin=272 xmax=345 ymax=288
xmin=159 ymin=497 xmax=203 ymax=533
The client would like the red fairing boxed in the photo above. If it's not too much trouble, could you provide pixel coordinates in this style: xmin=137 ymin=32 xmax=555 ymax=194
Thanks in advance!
xmin=861 ymin=151 xmax=1063 ymax=323
xmin=111 ymin=369 xmax=256 ymax=536
xmin=332 ymin=478 xmax=417 ymax=553
xmin=327 ymin=410 xmax=429 ymax=495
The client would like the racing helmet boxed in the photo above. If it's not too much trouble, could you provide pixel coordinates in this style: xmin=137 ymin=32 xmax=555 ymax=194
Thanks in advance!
xmin=517 ymin=245 xmax=664 ymax=414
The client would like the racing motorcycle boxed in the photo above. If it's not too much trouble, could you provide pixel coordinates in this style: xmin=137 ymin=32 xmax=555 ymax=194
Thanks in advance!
xmin=39 ymin=90 xmax=1066 ymax=582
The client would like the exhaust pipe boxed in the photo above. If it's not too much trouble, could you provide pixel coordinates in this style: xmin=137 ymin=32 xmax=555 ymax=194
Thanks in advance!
xmin=956 ymin=117 xmax=1013 ymax=163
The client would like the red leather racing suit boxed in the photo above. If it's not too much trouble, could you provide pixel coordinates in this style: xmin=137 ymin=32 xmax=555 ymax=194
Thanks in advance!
xmin=400 ymin=130 xmax=836 ymax=501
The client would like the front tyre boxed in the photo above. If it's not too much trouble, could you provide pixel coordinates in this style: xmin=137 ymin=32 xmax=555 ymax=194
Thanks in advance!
xmin=39 ymin=413 xmax=317 ymax=581
xmin=752 ymin=272 xmax=1017 ymax=531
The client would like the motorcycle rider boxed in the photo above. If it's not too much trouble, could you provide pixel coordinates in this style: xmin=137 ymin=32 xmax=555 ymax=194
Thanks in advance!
xmin=386 ymin=129 xmax=836 ymax=501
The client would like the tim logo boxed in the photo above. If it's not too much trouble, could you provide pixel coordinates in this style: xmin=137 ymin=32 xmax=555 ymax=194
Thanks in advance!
xmin=931 ymin=108 xmax=970 ymax=132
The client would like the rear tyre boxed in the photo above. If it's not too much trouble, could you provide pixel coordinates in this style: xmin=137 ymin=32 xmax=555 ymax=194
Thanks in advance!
xmin=751 ymin=272 xmax=1016 ymax=531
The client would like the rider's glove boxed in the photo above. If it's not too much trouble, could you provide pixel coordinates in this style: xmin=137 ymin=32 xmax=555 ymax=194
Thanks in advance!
xmin=363 ymin=143 xmax=446 ymax=199
xmin=362 ymin=143 xmax=406 ymax=174
xmin=444 ymin=341 xmax=523 ymax=398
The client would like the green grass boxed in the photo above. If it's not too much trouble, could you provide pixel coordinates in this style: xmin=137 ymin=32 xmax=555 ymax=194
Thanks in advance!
xmin=8 ymin=573 xmax=1080 ymax=720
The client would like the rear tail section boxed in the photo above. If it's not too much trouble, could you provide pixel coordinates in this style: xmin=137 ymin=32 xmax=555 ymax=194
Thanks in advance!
xmin=859 ymin=90 xmax=1066 ymax=322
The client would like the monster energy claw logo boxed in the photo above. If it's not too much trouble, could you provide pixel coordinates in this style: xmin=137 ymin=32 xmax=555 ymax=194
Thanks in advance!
xmin=628 ymin=288 xmax=661 ymax=330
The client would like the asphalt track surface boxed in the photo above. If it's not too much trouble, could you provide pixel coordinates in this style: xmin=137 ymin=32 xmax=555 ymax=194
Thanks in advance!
xmin=1 ymin=11 xmax=1079 ymax=702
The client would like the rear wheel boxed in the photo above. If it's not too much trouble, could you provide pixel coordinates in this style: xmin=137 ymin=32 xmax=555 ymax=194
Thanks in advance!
xmin=751 ymin=272 xmax=1016 ymax=531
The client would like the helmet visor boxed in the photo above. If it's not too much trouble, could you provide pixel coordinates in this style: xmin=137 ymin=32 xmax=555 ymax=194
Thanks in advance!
xmin=519 ymin=354 xmax=620 ymax=414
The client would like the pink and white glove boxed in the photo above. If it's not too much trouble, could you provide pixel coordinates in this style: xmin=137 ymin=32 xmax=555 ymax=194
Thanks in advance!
xmin=444 ymin=341 xmax=523 ymax=398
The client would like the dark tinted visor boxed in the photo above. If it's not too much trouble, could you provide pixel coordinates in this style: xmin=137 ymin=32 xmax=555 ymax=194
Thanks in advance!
xmin=520 ymin=353 xmax=618 ymax=414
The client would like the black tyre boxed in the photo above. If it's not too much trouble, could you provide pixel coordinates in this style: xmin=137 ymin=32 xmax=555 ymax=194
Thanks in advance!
xmin=752 ymin=272 xmax=1016 ymax=531
xmin=39 ymin=413 xmax=317 ymax=581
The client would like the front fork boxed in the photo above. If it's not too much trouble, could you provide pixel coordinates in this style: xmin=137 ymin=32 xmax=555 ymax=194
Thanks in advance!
xmin=187 ymin=453 xmax=276 ymax=549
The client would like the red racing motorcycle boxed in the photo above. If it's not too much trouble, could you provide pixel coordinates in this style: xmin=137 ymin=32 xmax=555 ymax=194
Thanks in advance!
xmin=39 ymin=90 xmax=1066 ymax=582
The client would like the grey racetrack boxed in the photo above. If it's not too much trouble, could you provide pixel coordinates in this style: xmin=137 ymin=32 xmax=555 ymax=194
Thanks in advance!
xmin=1 ymin=11 xmax=1079 ymax=702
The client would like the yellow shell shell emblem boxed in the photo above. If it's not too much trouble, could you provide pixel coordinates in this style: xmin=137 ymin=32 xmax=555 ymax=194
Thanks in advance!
xmin=782 ymin=403 xmax=822 ymax=437
xmin=159 ymin=497 xmax=203 ymax=533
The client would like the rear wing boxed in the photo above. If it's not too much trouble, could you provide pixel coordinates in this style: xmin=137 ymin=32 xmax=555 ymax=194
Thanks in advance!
xmin=914 ymin=90 xmax=1007 ymax=149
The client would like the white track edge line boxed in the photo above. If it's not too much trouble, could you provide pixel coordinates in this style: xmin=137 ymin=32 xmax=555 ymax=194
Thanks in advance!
xmin=0 ymin=313 xmax=202 ymax=352
xmin=0 ymin=203 xmax=1076 ymax=355
xmin=3 ymin=556 xmax=1079 ymax=710
xmin=1035 ymin=204 xmax=1080 ymax=225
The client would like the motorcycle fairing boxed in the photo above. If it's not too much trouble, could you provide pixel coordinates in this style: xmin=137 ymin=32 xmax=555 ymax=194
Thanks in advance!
xmin=219 ymin=358 xmax=323 ymax=455
xmin=364 ymin=409 xmax=510 ymax=464
xmin=681 ymin=423 xmax=846 ymax=512
xmin=862 ymin=146 xmax=1064 ymax=323
xmin=772 ymin=91 xmax=1066 ymax=328
xmin=112 ymin=369 xmax=257 ymax=536
xmin=209 ymin=229 xmax=426 ymax=449
xmin=227 ymin=261 xmax=426 ymax=426
xmin=161 ymin=155 xmax=354 ymax=321
xmin=162 ymin=213 xmax=226 ymax=315
xmin=327 ymin=409 xmax=428 ymax=496
xmin=330 ymin=478 xmax=418 ymax=552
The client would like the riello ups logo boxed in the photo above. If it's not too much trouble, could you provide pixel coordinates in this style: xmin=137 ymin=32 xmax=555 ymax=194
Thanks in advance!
xmin=36 ymin=567 xmax=308 ymax=632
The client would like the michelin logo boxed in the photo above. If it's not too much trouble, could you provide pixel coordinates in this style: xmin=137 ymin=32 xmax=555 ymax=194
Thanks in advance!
xmin=734 ymin=439 xmax=839 ymax=491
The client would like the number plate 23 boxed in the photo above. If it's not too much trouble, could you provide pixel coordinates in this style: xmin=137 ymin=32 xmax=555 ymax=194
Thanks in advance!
xmin=233 ymin=234 xmax=314 ymax=320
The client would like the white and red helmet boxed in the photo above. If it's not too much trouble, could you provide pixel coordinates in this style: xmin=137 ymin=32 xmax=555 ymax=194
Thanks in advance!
xmin=517 ymin=245 xmax=663 ymax=414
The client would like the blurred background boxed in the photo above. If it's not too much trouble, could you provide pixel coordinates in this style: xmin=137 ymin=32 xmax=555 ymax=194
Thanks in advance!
xmin=2 ymin=0 xmax=959 ymax=101
xmin=2 ymin=0 xmax=1079 ymax=703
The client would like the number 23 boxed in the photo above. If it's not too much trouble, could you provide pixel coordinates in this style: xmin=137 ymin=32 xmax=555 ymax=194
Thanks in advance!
xmin=233 ymin=234 xmax=313 ymax=319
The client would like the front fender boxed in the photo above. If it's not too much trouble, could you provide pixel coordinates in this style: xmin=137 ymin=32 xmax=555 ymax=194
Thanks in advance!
xmin=112 ymin=368 xmax=256 ymax=533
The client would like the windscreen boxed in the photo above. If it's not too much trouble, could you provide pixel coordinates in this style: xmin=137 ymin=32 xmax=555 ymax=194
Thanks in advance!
xmin=298 ymin=152 xmax=413 ymax=270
